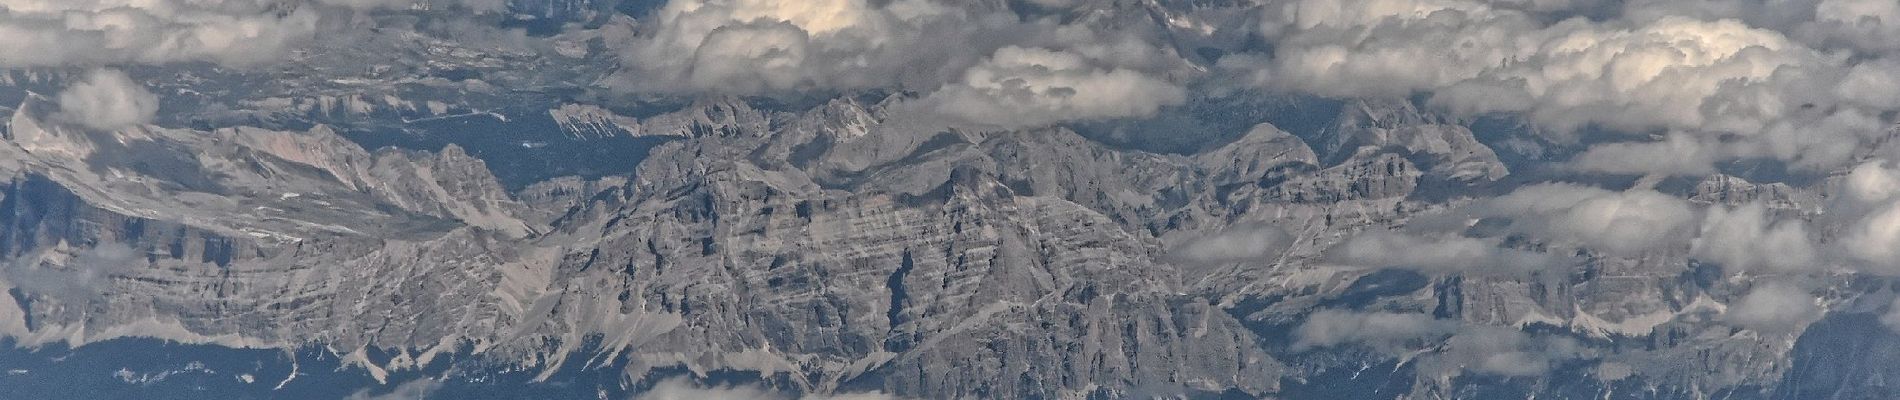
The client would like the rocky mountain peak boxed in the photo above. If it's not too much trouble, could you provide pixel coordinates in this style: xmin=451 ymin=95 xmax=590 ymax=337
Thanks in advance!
xmin=1318 ymin=98 xmax=1509 ymax=182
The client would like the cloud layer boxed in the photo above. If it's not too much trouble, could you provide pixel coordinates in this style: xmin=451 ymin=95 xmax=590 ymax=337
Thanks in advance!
xmin=919 ymin=46 xmax=1187 ymax=128
xmin=1252 ymin=0 xmax=1900 ymax=175
xmin=1292 ymin=310 xmax=1590 ymax=377
xmin=0 ymin=0 xmax=324 ymax=67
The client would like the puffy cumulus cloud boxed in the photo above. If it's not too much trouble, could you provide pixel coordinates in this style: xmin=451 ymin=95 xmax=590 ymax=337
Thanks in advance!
xmin=1691 ymin=203 xmax=1818 ymax=273
xmin=1834 ymin=58 xmax=1900 ymax=109
xmin=1168 ymin=224 xmax=1294 ymax=265
xmin=316 ymin=0 xmax=508 ymax=12
xmin=1291 ymin=310 xmax=1457 ymax=352
xmin=1255 ymin=0 xmax=1536 ymax=99
xmin=1724 ymin=283 xmax=1819 ymax=331
xmin=1484 ymin=0 xmax=1617 ymax=14
xmin=1474 ymin=184 xmax=1695 ymax=255
xmin=1621 ymin=0 xmax=1900 ymax=57
xmin=610 ymin=0 xmax=1194 ymax=128
xmin=1840 ymin=160 xmax=1900 ymax=205
xmin=0 ymin=0 xmax=324 ymax=67
xmin=916 ymin=46 xmax=1187 ymax=128
xmin=610 ymin=0 xmax=991 ymax=95
xmin=1250 ymin=0 xmax=1900 ymax=175
xmin=55 ymin=69 xmax=161 ymax=131
xmin=1327 ymin=230 xmax=1566 ymax=276
xmin=1795 ymin=0 xmax=1900 ymax=55
xmin=1832 ymin=160 xmax=1900 ymax=273
xmin=1446 ymin=18 xmax=1817 ymax=133
xmin=0 ymin=0 xmax=514 ymax=68
xmin=633 ymin=377 xmax=899 ymax=400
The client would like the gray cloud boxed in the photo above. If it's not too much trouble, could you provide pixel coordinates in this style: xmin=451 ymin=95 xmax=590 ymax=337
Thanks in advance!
xmin=1247 ymin=0 xmax=1900 ymax=176
xmin=56 ymin=69 xmax=160 ymax=131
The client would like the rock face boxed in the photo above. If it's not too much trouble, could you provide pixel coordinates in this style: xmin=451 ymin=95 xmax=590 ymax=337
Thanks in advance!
xmin=0 ymin=90 xmax=1883 ymax=400
xmin=1315 ymin=99 xmax=1509 ymax=183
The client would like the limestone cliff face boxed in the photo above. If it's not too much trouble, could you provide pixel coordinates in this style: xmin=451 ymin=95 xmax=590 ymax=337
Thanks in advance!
xmin=0 ymin=94 xmax=1858 ymax=399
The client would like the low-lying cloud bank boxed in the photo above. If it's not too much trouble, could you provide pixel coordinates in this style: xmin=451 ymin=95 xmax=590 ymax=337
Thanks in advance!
xmin=1291 ymin=310 xmax=1593 ymax=377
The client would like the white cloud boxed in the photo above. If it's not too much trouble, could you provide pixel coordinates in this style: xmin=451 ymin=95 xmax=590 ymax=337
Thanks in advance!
xmin=1798 ymin=0 xmax=1900 ymax=55
xmin=316 ymin=0 xmax=508 ymax=12
xmin=1291 ymin=310 xmax=1458 ymax=352
xmin=1257 ymin=0 xmax=1533 ymax=99
xmin=55 ymin=69 xmax=160 ymax=131
xmin=0 ymin=1 xmax=520 ymax=69
xmin=1250 ymin=0 xmax=1900 ymax=175
xmin=1476 ymin=184 xmax=1695 ymax=255
xmin=914 ymin=46 xmax=1186 ymax=128
xmin=344 ymin=378 xmax=443 ymax=400
xmin=1295 ymin=310 xmax=1591 ymax=377
xmin=3 ymin=242 xmax=139 ymax=307
xmin=1427 ymin=16 xmax=1846 ymax=150
xmin=607 ymin=0 xmax=1193 ymax=128
xmin=1169 ymin=224 xmax=1294 ymax=265
xmin=1724 ymin=283 xmax=1818 ymax=331
xmin=1328 ymin=230 xmax=1564 ymax=276
xmin=1691 ymin=203 xmax=1818 ymax=273
xmin=1834 ymin=58 xmax=1900 ymax=110
xmin=1879 ymin=296 xmax=1900 ymax=334
xmin=1428 ymin=324 xmax=1600 ymax=378
xmin=1442 ymin=326 xmax=1571 ymax=376
xmin=609 ymin=0 xmax=981 ymax=95
xmin=1831 ymin=160 xmax=1900 ymax=274
xmin=633 ymin=378 xmax=899 ymax=400
xmin=0 ymin=0 xmax=324 ymax=68
xmin=1565 ymin=133 xmax=1720 ymax=176
xmin=1842 ymin=199 xmax=1900 ymax=271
